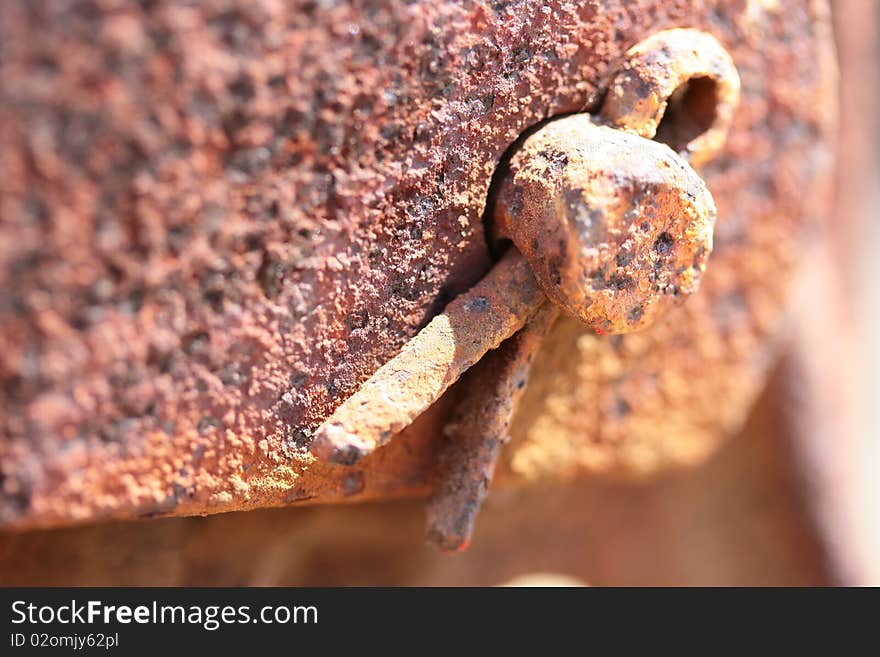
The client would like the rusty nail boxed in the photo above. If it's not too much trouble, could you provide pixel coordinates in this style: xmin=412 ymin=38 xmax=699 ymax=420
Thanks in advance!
xmin=426 ymin=302 xmax=559 ymax=551
xmin=309 ymin=30 xmax=734 ymax=467
xmin=310 ymin=248 xmax=548 ymax=465
xmin=492 ymin=113 xmax=716 ymax=336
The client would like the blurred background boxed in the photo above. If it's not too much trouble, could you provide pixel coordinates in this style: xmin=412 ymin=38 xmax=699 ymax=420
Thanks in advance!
xmin=832 ymin=0 xmax=879 ymax=582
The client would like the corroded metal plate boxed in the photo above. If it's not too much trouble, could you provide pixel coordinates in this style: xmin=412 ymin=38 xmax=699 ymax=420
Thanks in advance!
xmin=0 ymin=0 xmax=835 ymax=528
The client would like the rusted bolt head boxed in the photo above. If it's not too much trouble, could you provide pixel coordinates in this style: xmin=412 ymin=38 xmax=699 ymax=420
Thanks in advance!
xmin=492 ymin=113 xmax=716 ymax=335
xmin=600 ymin=28 xmax=741 ymax=168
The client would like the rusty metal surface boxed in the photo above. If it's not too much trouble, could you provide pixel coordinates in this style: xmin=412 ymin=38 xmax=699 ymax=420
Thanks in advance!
xmin=0 ymin=381 xmax=835 ymax=585
xmin=0 ymin=0 xmax=835 ymax=529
